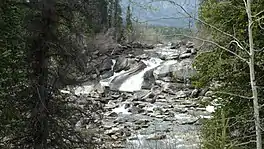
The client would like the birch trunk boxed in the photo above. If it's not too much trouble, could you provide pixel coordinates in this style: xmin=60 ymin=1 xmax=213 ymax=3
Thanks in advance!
xmin=246 ymin=0 xmax=262 ymax=148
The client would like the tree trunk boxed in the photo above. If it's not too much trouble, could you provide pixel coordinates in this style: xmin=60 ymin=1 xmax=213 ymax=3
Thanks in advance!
xmin=246 ymin=0 xmax=262 ymax=148
xmin=32 ymin=0 xmax=55 ymax=148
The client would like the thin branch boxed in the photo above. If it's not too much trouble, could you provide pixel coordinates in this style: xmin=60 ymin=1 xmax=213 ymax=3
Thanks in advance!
xmin=215 ymin=91 xmax=253 ymax=99
xmin=253 ymin=10 xmax=264 ymax=18
xmin=235 ymin=140 xmax=256 ymax=146
xmin=229 ymin=40 xmax=250 ymax=54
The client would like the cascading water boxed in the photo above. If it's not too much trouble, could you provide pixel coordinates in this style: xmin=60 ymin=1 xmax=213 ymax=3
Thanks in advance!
xmin=118 ymin=57 xmax=163 ymax=92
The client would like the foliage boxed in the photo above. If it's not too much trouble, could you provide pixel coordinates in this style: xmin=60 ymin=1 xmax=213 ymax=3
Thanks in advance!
xmin=0 ymin=0 xmax=110 ymax=148
xmin=195 ymin=0 xmax=264 ymax=148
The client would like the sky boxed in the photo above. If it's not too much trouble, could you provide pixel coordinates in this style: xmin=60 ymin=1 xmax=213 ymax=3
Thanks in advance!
xmin=121 ymin=0 xmax=199 ymax=28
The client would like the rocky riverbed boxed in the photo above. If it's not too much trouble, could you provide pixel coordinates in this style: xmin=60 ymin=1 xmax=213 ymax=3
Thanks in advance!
xmin=62 ymin=41 xmax=217 ymax=149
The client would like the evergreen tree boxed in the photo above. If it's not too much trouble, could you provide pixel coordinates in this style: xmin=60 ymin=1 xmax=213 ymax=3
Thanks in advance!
xmin=126 ymin=4 xmax=133 ymax=32
xmin=0 ymin=0 xmax=108 ymax=148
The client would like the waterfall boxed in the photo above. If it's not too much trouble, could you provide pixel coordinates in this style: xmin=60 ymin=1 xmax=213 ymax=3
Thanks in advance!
xmin=118 ymin=58 xmax=163 ymax=92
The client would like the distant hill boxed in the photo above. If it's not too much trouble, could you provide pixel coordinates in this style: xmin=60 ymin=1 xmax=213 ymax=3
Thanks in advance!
xmin=121 ymin=0 xmax=199 ymax=28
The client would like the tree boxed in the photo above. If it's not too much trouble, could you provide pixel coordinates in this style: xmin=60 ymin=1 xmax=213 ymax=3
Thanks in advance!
xmin=192 ymin=0 xmax=264 ymax=148
xmin=0 ymin=0 xmax=108 ymax=148
xmin=245 ymin=0 xmax=262 ymax=148
xmin=126 ymin=4 xmax=133 ymax=32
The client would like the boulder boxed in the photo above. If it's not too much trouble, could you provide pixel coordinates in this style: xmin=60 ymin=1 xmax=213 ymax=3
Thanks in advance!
xmin=153 ymin=60 xmax=177 ymax=79
xmin=205 ymin=91 xmax=214 ymax=97
xmin=146 ymin=134 xmax=166 ymax=140
xmin=190 ymin=89 xmax=199 ymax=98
xmin=101 ymin=70 xmax=114 ymax=79
xmin=171 ymin=59 xmax=196 ymax=82
xmin=142 ymin=68 xmax=155 ymax=89
xmin=186 ymin=41 xmax=195 ymax=48
xmin=166 ymin=53 xmax=180 ymax=60
xmin=99 ymin=58 xmax=113 ymax=72
xmin=170 ymin=42 xmax=181 ymax=49
xmin=179 ymin=53 xmax=192 ymax=59
xmin=113 ymin=56 xmax=129 ymax=72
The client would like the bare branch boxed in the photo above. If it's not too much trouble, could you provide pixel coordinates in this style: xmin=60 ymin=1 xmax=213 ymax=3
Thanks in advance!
xmin=253 ymin=10 xmax=264 ymax=18
xmin=229 ymin=40 xmax=250 ymax=54
xmin=215 ymin=91 xmax=253 ymax=100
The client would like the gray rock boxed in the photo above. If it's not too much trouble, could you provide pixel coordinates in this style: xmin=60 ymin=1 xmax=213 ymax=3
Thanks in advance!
xmin=133 ymin=90 xmax=151 ymax=101
xmin=166 ymin=53 xmax=180 ymax=60
xmin=100 ymin=58 xmax=113 ymax=72
xmin=191 ymin=48 xmax=197 ymax=54
xmin=180 ymin=53 xmax=192 ymax=59
xmin=101 ymin=70 xmax=114 ymax=79
xmin=186 ymin=41 xmax=195 ymax=48
xmin=135 ymin=119 xmax=150 ymax=125
xmin=199 ymin=88 xmax=209 ymax=96
xmin=136 ymin=53 xmax=149 ymax=59
xmin=142 ymin=69 xmax=155 ymax=89
xmin=175 ymin=90 xmax=188 ymax=99
xmin=146 ymin=98 xmax=156 ymax=104
xmin=201 ymin=96 xmax=212 ymax=103
xmin=146 ymin=134 xmax=166 ymax=140
xmin=205 ymin=91 xmax=214 ymax=97
xmin=113 ymin=56 xmax=129 ymax=72
xmin=105 ymin=111 xmax=118 ymax=117
xmin=190 ymin=89 xmax=199 ymax=98
xmin=170 ymin=42 xmax=181 ymax=49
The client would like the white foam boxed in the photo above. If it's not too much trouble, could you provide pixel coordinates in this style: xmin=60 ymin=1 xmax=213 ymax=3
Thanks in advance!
xmin=112 ymin=104 xmax=131 ymax=115
xmin=60 ymin=90 xmax=71 ymax=94
xmin=118 ymin=58 xmax=163 ymax=92
xmin=206 ymin=105 xmax=215 ymax=113
xmin=74 ymin=85 xmax=94 ymax=95
xmin=100 ymin=70 xmax=127 ymax=87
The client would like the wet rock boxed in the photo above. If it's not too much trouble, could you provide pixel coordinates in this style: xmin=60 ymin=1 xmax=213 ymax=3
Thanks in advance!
xmin=155 ymin=115 xmax=166 ymax=119
xmin=180 ymin=53 xmax=192 ymax=59
xmin=111 ymin=134 xmax=119 ymax=140
xmin=128 ymin=136 xmax=139 ymax=140
xmin=113 ymin=56 xmax=129 ymax=72
xmin=175 ymin=90 xmax=188 ymax=99
xmin=174 ymin=107 xmax=187 ymax=113
xmin=105 ymin=127 xmax=122 ymax=135
xmin=205 ymin=91 xmax=213 ymax=97
xmin=180 ymin=118 xmax=199 ymax=125
xmin=100 ymin=58 xmax=113 ymax=72
xmin=170 ymin=42 xmax=181 ymax=49
xmin=111 ymin=94 xmax=120 ymax=99
xmin=153 ymin=60 xmax=177 ymax=79
xmin=201 ymin=97 xmax=213 ymax=104
xmin=166 ymin=53 xmax=180 ymax=60
xmin=142 ymin=68 xmax=155 ymax=89
xmin=145 ymin=98 xmax=156 ymax=104
xmin=191 ymin=48 xmax=197 ymax=54
xmin=186 ymin=41 xmax=195 ymax=48
xmin=111 ymin=143 xmax=125 ymax=148
xmin=105 ymin=111 xmax=118 ymax=117
xmin=136 ymin=53 xmax=149 ymax=59
xmin=133 ymin=90 xmax=151 ymax=101
xmin=199 ymin=88 xmax=209 ymax=96
xmin=190 ymin=89 xmax=199 ymax=98
xmin=135 ymin=119 xmax=150 ymax=125
xmin=128 ymin=106 xmax=143 ymax=114
xmin=101 ymin=70 xmax=114 ymax=79
xmin=146 ymin=134 xmax=166 ymax=140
